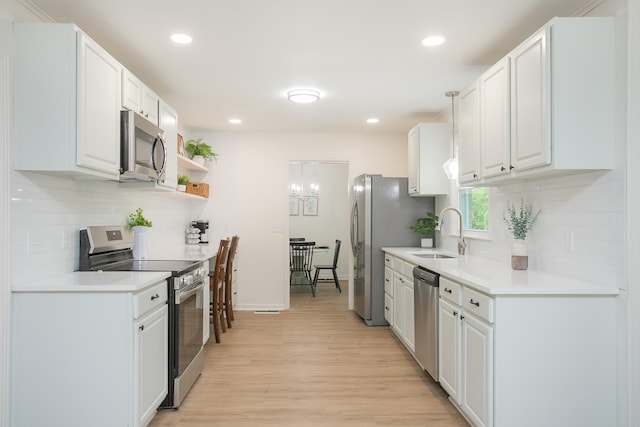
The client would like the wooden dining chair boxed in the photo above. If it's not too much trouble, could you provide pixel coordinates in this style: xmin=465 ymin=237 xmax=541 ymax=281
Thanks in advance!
xmin=223 ymin=235 xmax=240 ymax=329
xmin=289 ymin=241 xmax=316 ymax=296
xmin=312 ymin=239 xmax=342 ymax=293
xmin=209 ymin=238 xmax=229 ymax=343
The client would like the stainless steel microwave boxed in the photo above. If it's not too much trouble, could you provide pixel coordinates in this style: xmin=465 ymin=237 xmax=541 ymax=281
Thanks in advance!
xmin=120 ymin=110 xmax=167 ymax=182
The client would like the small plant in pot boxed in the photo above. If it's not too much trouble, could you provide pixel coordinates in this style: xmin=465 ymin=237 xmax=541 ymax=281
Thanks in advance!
xmin=503 ymin=199 xmax=541 ymax=270
xmin=177 ymin=174 xmax=189 ymax=192
xmin=410 ymin=212 xmax=439 ymax=248
xmin=185 ymin=138 xmax=217 ymax=166
xmin=126 ymin=208 xmax=152 ymax=259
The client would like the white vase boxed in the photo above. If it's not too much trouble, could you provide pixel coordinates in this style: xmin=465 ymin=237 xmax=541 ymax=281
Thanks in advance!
xmin=421 ymin=237 xmax=434 ymax=248
xmin=132 ymin=226 xmax=149 ymax=259
xmin=192 ymin=155 xmax=205 ymax=166
xmin=177 ymin=184 xmax=187 ymax=192
xmin=511 ymin=240 xmax=528 ymax=270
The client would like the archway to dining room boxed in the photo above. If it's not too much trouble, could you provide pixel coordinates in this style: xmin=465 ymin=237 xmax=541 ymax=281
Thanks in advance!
xmin=288 ymin=161 xmax=350 ymax=304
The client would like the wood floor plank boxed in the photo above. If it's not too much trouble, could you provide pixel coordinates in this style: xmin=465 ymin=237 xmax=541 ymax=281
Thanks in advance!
xmin=149 ymin=283 xmax=468 ymax=426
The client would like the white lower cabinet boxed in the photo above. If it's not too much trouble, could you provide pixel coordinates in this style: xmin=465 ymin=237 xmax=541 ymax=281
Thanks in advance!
xmin=438 ymin=276 xmax=616 ymax=427
xmin=12 ymin=280 xmax=169 ymax=427
xmin=386 ymin=252 xmax=416 ymax=353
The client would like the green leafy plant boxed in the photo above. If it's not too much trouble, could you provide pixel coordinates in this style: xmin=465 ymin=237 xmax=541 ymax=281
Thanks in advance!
xmin=503 ymin=199 xmax=540 ymax=240
xmin=127 ymin=208 xmax=153 ymax=228
xmin=177 ymin=174 xmax=189 ymax=185
xmin=410 ymin=212 xmax=439 ymax=236
xmin=185 ymin=138 xmax=217 ymax=161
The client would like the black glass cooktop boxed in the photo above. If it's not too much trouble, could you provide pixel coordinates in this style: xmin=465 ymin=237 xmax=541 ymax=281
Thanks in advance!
xmin=94 ymin=259 xmax=199 ymax=275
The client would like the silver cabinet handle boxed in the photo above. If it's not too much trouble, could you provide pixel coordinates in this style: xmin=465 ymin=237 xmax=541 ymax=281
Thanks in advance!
xmin=469 ymin=299 xmax=480 ymax=307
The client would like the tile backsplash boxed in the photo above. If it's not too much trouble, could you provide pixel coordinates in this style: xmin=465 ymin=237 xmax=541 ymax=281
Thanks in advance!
xmin=442 ymin=170 xmax=625 ymax=289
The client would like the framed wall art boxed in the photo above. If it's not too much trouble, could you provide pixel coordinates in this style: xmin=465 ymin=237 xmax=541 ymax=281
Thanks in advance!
xmin=303 ymin=196 xmax=318 ymax=216
xmin=177 ymin=134 xmax=185 ymax=156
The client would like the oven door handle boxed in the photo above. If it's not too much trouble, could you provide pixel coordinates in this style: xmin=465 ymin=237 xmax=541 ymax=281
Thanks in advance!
xmin=176 ymin=281 xmax=204 ymax=304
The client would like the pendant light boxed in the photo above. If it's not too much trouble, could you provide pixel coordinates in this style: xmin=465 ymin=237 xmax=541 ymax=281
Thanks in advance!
xmin=443 ymin=90 xmax=460 ymax=180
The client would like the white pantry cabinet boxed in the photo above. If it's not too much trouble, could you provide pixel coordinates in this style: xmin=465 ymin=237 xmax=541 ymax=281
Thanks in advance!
xmin=123 ymin=69 xmax=160 ymax=125
xmin=12 ymin=281 xmax=169 ymax=427
xmin=14 ymin=23 xmax=122 ymax=180
xmin=438 ymin=276 xmax=616 ymax=427
xmin=407 ymin=123 xmax=450 ymax=196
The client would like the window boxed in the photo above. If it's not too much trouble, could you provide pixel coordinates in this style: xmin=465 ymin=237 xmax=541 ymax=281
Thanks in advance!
xmin=459 ymin=187 xmax=489 ymax=232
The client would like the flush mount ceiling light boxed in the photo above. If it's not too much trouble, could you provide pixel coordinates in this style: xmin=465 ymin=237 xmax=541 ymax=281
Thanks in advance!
xmin=367 ymin=118 xmax=379 ymax=124
xmin=287 ymin=89 xmax=321 ymax=104
xmin=170 ymin=33 xmax=192 ymax=44
xmin=422 ymin=35 xmax=445 ymax=47
xmin=229 ymin=118 xmax=242 ymax=124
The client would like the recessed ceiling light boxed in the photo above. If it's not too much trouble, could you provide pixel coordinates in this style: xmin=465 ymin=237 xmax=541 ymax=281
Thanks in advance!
xmin=171 ymin=33 xmax=192 ymax=44
xmin=229 ymin=118 xmax=242 ymax=124
xmin=422 ymin=35 xmax=445 ymax=47
xmin=367 ymin=118 xmax=379 ymax=124
xmin=287 ymin=89 xmax=321 ymax=104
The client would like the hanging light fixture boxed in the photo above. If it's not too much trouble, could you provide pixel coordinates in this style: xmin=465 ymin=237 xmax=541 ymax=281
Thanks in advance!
xmin=443 ymin=90 xmax=460 ymax=180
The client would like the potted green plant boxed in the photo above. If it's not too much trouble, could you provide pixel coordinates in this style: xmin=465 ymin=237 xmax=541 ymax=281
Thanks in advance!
xmin=126 ymin=208 xmax=152 ymax=259
xmin=410 ymin=212 xmax=439 ymax=248
xmin=177 ymin=174 xmax=189 ymax=192
xmin=503 ymin=199 xmax=541 ymax=270
xmin=185 ymin=138 xmax=217 ymax=165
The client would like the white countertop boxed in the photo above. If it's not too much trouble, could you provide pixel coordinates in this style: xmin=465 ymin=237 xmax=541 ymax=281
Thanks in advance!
xmin=13 ymin=271 xmax=171 ymax=293
xmin=382 ymin=247 xmax=619 ymax=296
xmin=147 ymin=242 xmax=219 ymax=262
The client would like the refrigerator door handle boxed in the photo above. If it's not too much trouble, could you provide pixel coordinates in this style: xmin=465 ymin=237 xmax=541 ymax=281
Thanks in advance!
xmin=350 ymin=198 xmax=358 ymax=256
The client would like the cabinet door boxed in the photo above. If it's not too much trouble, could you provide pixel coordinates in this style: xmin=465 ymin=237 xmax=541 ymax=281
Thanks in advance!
xmin=458 ymin=82 xmax=481 ymax=183
xmin=407 ymin=126 xmax=419 ymax=194
xmin=510 ymin=27 xmax=551 ymax=172
xmin=392 ymin=275 xmax=404 ymax=335
xmin=462 ymin=313 xmax=494 ymax=427
xmin=135 ymin=304 xmax=168 ymax=427
xmin=159 ymin=100 xmax=178 ymax=190
xmin=480 ymin=57 xmax=511 ymax=178
xmin=439 ymin=299 xmax=462 ymax=405
xmin=384 ymin=266 xmax=394 ymax=297
xmin=122 ymin=69 xmax=143 ymax=113
xmin=76 ymin=32 xmax=122 ymax=175
xmin=142 ymin=87 xmax=160 ymax=125
xmin=384 ymin=293 xmax=393 ymax=324
xmin=402 ymin=278 xmax=415 ymax=352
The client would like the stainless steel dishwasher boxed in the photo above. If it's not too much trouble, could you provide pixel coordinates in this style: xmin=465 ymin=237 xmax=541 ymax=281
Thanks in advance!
xmin=413 ymin=266 xmax=439 ymax=381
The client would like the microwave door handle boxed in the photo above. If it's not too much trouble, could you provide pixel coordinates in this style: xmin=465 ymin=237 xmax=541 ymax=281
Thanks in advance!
xmin=152 ymin=136 xmax=167 ymax=177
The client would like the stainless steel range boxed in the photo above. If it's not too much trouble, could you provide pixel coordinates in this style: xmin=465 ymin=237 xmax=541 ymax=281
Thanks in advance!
xmin=79 ymin=225 xmax=205 ymax=409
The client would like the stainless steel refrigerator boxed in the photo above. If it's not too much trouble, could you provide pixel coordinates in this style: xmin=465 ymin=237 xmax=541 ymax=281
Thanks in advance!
xmin=350 ymin=174 xmax=435 ymax=326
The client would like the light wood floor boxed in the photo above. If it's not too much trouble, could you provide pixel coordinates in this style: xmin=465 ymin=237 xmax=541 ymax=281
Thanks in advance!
xmin=149 ymin=282 xmax=468 ymax=426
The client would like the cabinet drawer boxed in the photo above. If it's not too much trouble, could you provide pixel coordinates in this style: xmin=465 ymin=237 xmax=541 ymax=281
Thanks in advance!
xmin=134 ymin=281 xmax=167 ymax=319
xmin=384 ymin=266 xmax=394 ymax=297
xmin=384 ymin=293 xmax=393 ymax=324
xmin=463 ymin=287 xmax=494 ymax=324
xmin=393 ymin=256 xmax=403 ymax=272
xmin=440 ymin=277 xmax=462 ymax=305
xmin=384 ymin=253 xmax=394 ymax=268
xmin=403 ymin=260 xmax=416 ymax=278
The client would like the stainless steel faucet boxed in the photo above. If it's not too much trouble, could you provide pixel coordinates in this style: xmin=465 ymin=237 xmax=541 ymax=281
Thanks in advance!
xmin=439 ymin=207 xmax=467 ymax=255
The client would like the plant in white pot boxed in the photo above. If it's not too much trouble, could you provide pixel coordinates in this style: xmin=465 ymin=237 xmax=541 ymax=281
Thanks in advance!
xmin=185 ymin=138 xmax=217 ymax=166
xmin=177 ymin=174 xmax=189 ymax=192
xmin=127 ymin=208 xmax=153 ymax=259
xmin=503 ymin=199 xmax=541 ymax=270
xmin=410 ymin=212 xmax=439 ymax=248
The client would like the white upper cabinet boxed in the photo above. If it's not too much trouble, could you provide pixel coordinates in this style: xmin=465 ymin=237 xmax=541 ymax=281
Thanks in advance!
xmin=122 ymin=69 xmax=160 ymax=126
xmin=14 ymin=23 xmax=122 ymax=180
xmin=158 ymin=99 xmax=178 ymax=190
xmin=458 ymin=83 xmax=481 ymax=184
xmin=480 ymin=58 xmax=511 ymax=179
xmin=458 ymin=17 xmax=615 ymax=185
xmin=407 ymin=123 xmax=450 ymax=195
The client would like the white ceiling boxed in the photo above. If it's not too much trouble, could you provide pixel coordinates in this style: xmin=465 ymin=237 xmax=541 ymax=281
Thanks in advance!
xmin=27 ymin=0 xmax=594 ymax=133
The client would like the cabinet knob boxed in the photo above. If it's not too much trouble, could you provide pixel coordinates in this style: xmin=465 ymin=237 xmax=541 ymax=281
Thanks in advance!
xmin=139 ymin=325 xmax=145 ymax=331
xmin=453 ymin=310 xmax=458 ymax=316
xmin=444 ymin=288 xmax=452 ymax=294
xmin=501 ymin=166 xmax=506 ymax=172
xmin=385 ymin=306 xmax=389 ymax=310
xmin=150 ymin=293 xmax=160 ymax=300
xmin=460 ymin=315 xmax=465 ymax=320
xmin=510 ymin=165 xmax=515 ymax=170
xmin=473 ymin=173 xmax=478 ymax=178
xmin=469 ymin=299 xmax=480 ymax=307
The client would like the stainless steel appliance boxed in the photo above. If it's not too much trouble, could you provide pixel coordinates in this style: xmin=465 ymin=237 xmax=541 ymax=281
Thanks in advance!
xmin=120 ymin=110 xmax=167 ymax=183
xmin=350 ymin=174 xmax=434 ymax=326
xmin=413 ymin=266 xmax=440 ymax=381
xmin=79 ymin=225 xmax=205 ymax=408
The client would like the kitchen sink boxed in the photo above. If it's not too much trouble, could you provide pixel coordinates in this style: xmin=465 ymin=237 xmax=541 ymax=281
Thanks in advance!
xmin=411 ymin=253 xmax=455 ymax=259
